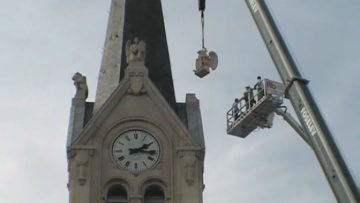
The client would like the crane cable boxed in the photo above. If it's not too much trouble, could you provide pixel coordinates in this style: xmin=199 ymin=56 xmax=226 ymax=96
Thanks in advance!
xmin=199 ymin=0 xmax=206 ymax=49
xmin=201 ymin=11 xmax=205 ymax=49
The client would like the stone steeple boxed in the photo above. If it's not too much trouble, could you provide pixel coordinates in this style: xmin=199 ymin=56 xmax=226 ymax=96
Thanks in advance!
xmin=66 ymin=2 xmax=206 ymax=202
xmin=94 ymin=0 xmax=176 ymax=113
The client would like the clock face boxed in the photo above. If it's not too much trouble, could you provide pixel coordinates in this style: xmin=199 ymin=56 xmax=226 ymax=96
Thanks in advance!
xmin=112 ymin=130 xmax=161 ymax=172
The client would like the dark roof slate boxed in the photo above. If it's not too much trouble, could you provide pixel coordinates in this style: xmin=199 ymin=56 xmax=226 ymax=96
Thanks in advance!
xmin=119 ymin=0 xmax=177 ymax=111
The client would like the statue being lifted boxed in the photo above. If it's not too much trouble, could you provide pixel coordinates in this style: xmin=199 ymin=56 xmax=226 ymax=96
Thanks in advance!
xmin=72 ymin=72 xmax=88 ymax=100
xmin=126 ymin=37 xmax=146 ymax=64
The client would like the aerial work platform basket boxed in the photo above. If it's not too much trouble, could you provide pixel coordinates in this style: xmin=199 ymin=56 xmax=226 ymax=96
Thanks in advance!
xmin=227 ymin=79 xmax=285 ymax=138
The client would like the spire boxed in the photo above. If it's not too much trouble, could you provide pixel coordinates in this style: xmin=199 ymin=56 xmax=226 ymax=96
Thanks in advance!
xmin=94 ymin=0 xmax=177 ymax=113
xmin=94 ymin=0 xmax=125 ymax=113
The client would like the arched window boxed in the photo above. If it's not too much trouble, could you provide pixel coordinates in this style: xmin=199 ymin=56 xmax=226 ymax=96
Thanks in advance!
xmin=106 ymin=184 xmax=128 ymax=203
xmin=144 ymin=185 xmax=165 ymax=203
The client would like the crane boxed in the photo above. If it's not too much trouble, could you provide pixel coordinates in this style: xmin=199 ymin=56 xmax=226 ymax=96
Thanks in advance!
xmin=224 ymin=0 xmax=360 ymax=202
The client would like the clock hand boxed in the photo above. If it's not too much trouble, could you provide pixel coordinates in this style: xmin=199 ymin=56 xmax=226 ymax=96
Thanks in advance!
xmin=129 ymin=142 xmax=155 ymax=154
xmin=129 ymin=148 xmax=138 ymax=155
xmin=141 ymin=141 xmax=154 ymax=150
xmin=139 ymin=149 xmax=157 ymax=155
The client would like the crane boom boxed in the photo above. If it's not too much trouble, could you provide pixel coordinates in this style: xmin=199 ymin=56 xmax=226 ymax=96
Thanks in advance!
xmin=245 ymin=0 xmax=360 ymax=202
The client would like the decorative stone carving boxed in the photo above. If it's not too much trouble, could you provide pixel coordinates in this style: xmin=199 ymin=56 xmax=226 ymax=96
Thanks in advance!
xmin=177 ymin=150 xmax=197 ymax=186
xmin=76 ymin=152 xmax=89 ymax=185
xmin=125 ymin=63 xmax=148 ymax=95
xmin=183 ymin=152 xmax=196 ymax=185
xmin=72 ymin=72 xmax=88 ymax=100
xmin=124 ymin=37 xmax=149 ymax=95
xmin=126 ymin=37 xmax=146 ymax=64
xmin=127 ymin=71 xmax=147 ymax=95
xmin=74 ymin=149 xmax=93 ymax=186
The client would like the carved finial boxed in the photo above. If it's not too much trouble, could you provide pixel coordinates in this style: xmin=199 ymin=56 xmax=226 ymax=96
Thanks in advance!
xmin=126 ymin=37 xmax=146 ymax=64
xmin=72 ymin=72 xmax=88 ymax=100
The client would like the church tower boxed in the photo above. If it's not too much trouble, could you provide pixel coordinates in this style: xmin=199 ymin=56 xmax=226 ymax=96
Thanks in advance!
xmin=66 ymin=1 xmax=206 ymax=203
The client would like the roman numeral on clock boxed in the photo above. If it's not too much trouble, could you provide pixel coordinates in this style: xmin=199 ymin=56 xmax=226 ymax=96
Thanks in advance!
xmin=147 ymin=156 xmax=154 ymax=161
xmin=116 ymin=141 xmax=124 ymax=145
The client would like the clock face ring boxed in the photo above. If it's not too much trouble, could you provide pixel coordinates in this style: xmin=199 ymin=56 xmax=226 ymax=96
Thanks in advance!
xmin=112 ymin=130 xmax=161 ymax=172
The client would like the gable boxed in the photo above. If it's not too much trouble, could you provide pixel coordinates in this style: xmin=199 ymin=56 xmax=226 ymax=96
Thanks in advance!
xmin=71 ymin=65 xmax=200 ymax=150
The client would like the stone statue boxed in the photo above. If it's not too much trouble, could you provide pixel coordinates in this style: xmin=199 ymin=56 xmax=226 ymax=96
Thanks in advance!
xmin=126 ymin=37 xmax=146 ymax=63
xmin=72 ymin=72 xmax=88 ymax=100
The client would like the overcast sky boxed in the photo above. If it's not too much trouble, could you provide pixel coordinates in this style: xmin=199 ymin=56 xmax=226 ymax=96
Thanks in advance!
xmin=0 ymin=0 xmax=359 ymax=202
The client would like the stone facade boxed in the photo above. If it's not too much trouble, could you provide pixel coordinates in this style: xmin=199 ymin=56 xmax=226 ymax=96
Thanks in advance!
xmin=67 ymin=63 xmax=205 ymax=203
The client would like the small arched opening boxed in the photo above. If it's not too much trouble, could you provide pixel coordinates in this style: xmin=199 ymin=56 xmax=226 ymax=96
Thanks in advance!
xmin=143 ymin=184 xmax=165 ymax=203
xmin=106 ymin=184 xmax=128 ymax=203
